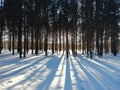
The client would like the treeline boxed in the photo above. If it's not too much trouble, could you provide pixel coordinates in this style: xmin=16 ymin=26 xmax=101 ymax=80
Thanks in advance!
xmin=0 ymin=0 xmax=120 ymax=58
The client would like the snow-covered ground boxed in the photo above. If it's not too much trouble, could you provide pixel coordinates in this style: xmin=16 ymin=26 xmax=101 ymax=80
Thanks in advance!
xmin=0 ymin=50 xmax=120 ymax=90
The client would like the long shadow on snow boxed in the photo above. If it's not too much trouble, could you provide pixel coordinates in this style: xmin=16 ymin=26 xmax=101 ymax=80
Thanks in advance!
xmin=64 ymin=58 xmax=72 ymax=90
xmin=0 ymin=56 xmax=21 ymax=66
xmin=0 ymin=52 xmax=51 ymax=72
xmin=36 ymin=55 xmax=63 ymax=90
xmin=0 ymin=52 xmax=40 ymax=66
xmin=0 ymin=56 xmax=40 ymax=75
xmin=9 ymin=55 xmax=54 ymax=90
xmin=0 ymin=52 xmax=51 ymax=79
xmin=76 ymin=54 xmax=120 ymax=90
xmin=0 ymin=55 xmax=47 ymax=82
xmin=0 ymin=52 xmax=17 ymax=58
xmin=70 ymin=56 xmax=83 ymax=90
xmin=94 ymin=57 xmax=120 ymax=70
xmin=75 ymin=54 xmax=104 ymax=90
xmin=54 ymin=53 xmax=65 ymax=90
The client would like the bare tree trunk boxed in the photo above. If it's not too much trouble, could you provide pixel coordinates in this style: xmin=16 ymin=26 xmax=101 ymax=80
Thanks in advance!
xmin=23 ymin=10 xmax=26 ymax=57
xmin=18 ymin=26 xmax=22 ymax=58
xmin=26 ymin=27 xmax=29 ymax=54
xmin=31 ymin=27 xmax=34 ymax=54
xmin=104 ymin=29 xmax=109 ymax=54
xmin=52 ymin=29 xmax=55 ymax=54
xmin=44 ymin=33 xmax=48 ymax=56
xmin=39 ymin=28 xmax=42 ymax=51
xmin=12 ymin=27 xmax=15 ymax=55
xmin=0 ymin=0 xmax=4 ymax=54
xmin=59 ymin=26 xmax=61 ymax=52
xmin=63 ymin=30 xmax=65 ymax=54
xmin=66 ymin=27 xmax=69 ymax=58
xmin=0 ymin=31 xmax=3 ymax=54
xmin=55 ymin=30 xmax=58 ymax=53
xmin=8 ymin=31 xmax=12 ymax=51
xmin=35 ymin=26 xmax=39 ymax=55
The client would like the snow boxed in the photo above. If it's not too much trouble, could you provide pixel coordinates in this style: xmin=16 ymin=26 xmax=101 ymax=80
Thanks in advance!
xmin=0 ymin=50 xmax=120 ymax=90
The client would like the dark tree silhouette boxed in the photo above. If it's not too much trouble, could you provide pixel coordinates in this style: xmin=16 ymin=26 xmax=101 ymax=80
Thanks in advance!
xmin=0 ymin=0 xmax=120 ymax=58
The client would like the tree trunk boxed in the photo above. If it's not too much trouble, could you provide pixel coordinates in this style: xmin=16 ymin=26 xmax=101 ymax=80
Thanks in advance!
xmin=31 ymin=27 xmax=34 ymax=54
xmin=18 ymin=26 xmax=22 ymax=58
xmin=59 ymin=26 xmax=61 ymax=52
xmin=35 ymin=26 xmax=39 ymax=55
xmin=52 ymin=30 xmax=55 ymax=54
xmin=8 ymin=31 xmax=12 ymax=51
xmin=0 ymin=0 xmax=4 ymax=54
xmin=66 ymin=27 xmax=69 ymax=58
xmin=12 ymin=27 xmax=15 ymax=55
xmin=44 ymin=33 xmax=48 ymax=56
xmin=63 ymin=30 xmax=64 ymax=54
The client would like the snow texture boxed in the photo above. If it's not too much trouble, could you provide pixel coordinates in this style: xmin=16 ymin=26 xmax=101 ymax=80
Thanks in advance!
xmin=0 ymin=50 xmax=120 ymax=90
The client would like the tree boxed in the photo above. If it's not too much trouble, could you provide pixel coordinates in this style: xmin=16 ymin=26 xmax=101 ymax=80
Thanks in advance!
xmin=0 ymin=0 xmax=4 ymax=54
xmin=0 ymin=0 xmax=119 ymax=58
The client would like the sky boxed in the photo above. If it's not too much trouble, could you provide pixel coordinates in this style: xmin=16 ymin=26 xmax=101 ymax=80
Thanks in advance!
xmin=0 ymin=0 xmax=4 ymax=6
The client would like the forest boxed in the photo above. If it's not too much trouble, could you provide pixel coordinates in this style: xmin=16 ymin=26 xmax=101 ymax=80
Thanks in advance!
xmin=1 ymin=0 xmax=120 ymax=90
xmin=0 ymin=0 xmax=120 ymax=58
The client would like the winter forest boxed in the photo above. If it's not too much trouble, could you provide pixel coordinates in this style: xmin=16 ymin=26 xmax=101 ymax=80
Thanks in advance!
xmin=0 ymin=0 xmax=120 ymax=90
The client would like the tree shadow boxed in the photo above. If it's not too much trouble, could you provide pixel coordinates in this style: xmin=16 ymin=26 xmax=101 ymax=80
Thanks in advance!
xmin=0 ymin=57 xmax=20 ymax=66
xmin=75 ymin=54 xmax=104 ymax=90
xmin=0 ymin=55 xmax=47 ymax=82
xmin=0 ymin=52 xmax=18 ymax=60
xmin=76 ymin=54 xmax=118 ymax=90
xmin=70 ymin=56 xmax=84 ymax=90
xmin=8 ymin=57 xmax=49 ymax=90
xmin=36 ymin=55 xmax=62 ymax=90
xmin=54 ymin=54 xmax=66 ymax=90
xmin=64 ymin=58 xmax=72 ymax=90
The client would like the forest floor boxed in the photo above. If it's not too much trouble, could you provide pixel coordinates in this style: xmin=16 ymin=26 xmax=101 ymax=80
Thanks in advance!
xmin=0 ymin=50 xmax=120 ymax=90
